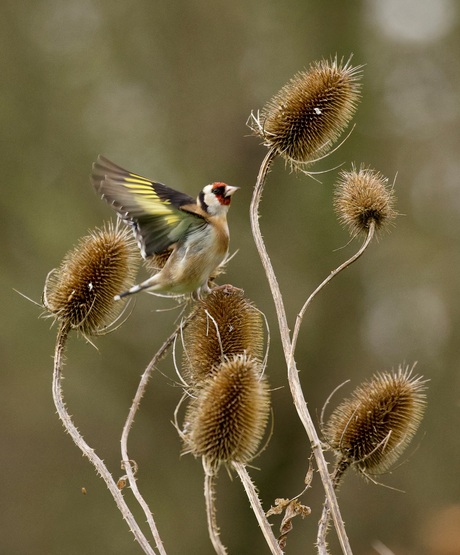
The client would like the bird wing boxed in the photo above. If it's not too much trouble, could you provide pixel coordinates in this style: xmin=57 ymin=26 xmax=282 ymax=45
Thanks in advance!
xmin=91 ymin=156 xmax=207 ymax=257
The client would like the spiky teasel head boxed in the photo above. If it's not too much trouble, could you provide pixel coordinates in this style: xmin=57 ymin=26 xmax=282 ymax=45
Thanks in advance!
xmin=334 ymin=165 xmax=397 ymax=237
xmin=144 ymin=251 xmax=172 ymax=273
xmin=324 ymin=365 xmax=427 ymax=480
xmin=182 ymin=285 xmax=264 ymax=387
xmin=249 ymin=57 xmax=362 ymax=167
xmin=43 ymin=222 xmax=140 ymax=335
xmin=182 ymin=353 xmax=271 ymax=472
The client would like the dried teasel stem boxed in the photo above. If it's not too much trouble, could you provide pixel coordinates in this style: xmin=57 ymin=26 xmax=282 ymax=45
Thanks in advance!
xmin=120 ymin=317 xmax=195 ymax=555
xmin=293 ymin=223 xmax=376 ymax=551
xmin=52 ymin=323 xmax=155 ymax=555
xmin=233 ymin=462 xmax=283 ymax=555
xmin=317 ymin=460 xmax=350 ymax=555
xmin=317 ymin=504 xmax=332 ymax=555
xmin=250 ymin=148 xmax=352 ymax=555
xmin=203 ymin=465 xmax=228 ymax=555
xmin=290 ymin=221 xmax=375 ymax=358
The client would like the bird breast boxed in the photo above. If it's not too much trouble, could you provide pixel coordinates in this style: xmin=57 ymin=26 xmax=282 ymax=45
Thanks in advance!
xmin=157 ymin=219 xmax=229 ymax=294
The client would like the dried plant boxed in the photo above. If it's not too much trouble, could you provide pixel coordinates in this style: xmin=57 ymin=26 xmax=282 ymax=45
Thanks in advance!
xmin=183 ymin=353 xmax=270 ymax=471
xmin=43 ymin=222 xmax=140 ymax=335
xmin=317 ymin=366 xmax=427 ymax=554
xmin=42 ymin=223 xmax=160 ymax=554
xmin=182 ymin=285 xmax=265 ymax=386
xmin=334 ymin=165 xmax=397 ymax=237
xmin=324 ymin=365 xmax=427 ymax=479
xmin=40 ymin=56 xmax=429 ymax=555
xmin=249 ymin=57 xmax=362 ymax=168
xmin=247 ymin=57 xmax=425 ymax=555
xmin=178 ymin=286 xmax=276 ymax=554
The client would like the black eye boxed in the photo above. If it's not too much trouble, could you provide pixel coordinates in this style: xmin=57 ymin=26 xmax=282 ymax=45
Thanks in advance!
xmin=212 ymin=186 xmax=225 ymax=196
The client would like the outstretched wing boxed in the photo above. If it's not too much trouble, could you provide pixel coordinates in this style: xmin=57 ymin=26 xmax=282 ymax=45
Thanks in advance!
xmin=91 ymin=156 xmax=206 ymax=257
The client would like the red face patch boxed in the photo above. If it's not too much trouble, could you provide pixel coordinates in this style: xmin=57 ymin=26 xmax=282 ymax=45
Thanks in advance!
xmin=212 ymin=182 xmax=231 ymax=205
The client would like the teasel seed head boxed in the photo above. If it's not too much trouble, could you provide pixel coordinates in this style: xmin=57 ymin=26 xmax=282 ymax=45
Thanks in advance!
xmin=249 ymin=57 xmax=362 ymax=167
xmin=324 ymin=365 xmax=427 ymax=477
xmin=182 ymin=285 xmax=264 ymax=386
xmin=144 ymin=251 xmax=172 ymax=273
xmin=43 ymin=222 xmax=140 ymax=334
xmin=183 ymin=353 xmax=271 ymax=472
xmin=334 ymin=165 xmax=397 ymax=237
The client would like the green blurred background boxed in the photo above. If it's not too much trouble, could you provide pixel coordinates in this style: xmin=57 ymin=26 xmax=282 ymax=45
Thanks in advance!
xmin=2 ymin=1 xmax=460 ymax=553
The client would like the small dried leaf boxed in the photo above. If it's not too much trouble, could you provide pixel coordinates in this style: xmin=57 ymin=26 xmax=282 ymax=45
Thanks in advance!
xmin=266 ymin=498 xmax=291 ymax=517
xmin=278 ymin=499 xmax=311 ymax=549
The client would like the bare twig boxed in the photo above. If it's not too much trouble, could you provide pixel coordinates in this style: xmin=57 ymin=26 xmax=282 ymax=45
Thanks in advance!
xmin=232 ymin=462 xmax=283 ymax=555
xmin=203 ymin=464 xmax=228 ymax=555
xmin=120 ymin=312 xmax=197 ymax=555
xmin=317 ymin=502 xmax=331 ymax=555
xmin=317 ymin=462 xmax=349 ymax=554
xmin=52 ymin=323 xmax=155 ymax=555
xmin=290 ymin=222 xmax=375 ymax=358
xmin=249 ymin=148 xmax=353 ymax=555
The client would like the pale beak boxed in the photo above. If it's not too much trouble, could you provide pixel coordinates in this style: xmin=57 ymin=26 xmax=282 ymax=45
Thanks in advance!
xmin=224 ymin=185 xmax=239 ymax=198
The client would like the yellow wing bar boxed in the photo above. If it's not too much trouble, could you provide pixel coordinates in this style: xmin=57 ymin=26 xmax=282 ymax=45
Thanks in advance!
xmin=123 ymin=175 xmax=181 ymax=226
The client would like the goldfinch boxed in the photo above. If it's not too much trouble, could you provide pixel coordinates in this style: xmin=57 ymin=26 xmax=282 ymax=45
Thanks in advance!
xmin=91 ymin=156 xmax=238 ymax=300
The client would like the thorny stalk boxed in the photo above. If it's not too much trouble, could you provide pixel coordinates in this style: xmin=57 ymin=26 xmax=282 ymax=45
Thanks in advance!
xmin=290 ymin=222 xmax=376 ymax=359
xmin=317 ymin=463 xmax=350 ymax=555
xmin=294 ymin=226 xmax=376 ymax=554
xmin=52 ymin=323 xmax=155 ymax=555
xmin=232 ymin=462 xmax=283 ymax=555
xmin=120 ymin=312 xmax=197 ymax=555
xmin=249 ymin=147 xmax=352 ymax=555
xmin=203 ymin=465 xmax=228 ymax=555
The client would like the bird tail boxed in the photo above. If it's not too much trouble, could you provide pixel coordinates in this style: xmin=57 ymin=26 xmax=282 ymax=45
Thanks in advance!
xmin=114 ymin=276 xmax=158 ymax=301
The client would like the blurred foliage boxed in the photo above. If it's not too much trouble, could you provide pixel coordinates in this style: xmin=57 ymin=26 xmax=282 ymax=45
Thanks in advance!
xmin=2 ymin=0 xmax=460 ymax=553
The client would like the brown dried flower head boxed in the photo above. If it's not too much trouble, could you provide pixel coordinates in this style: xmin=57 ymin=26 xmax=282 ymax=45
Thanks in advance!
xmin=324 ymin=365 xmax=427 ymax=476
xmin=334 ymin=165 xmax=397 ymax=236
xmin=183 ymin=353 xmax=271 ymax=471
xmin=182 ymin=285 xmax=264 ymax=386
xmin=143 ymin=251 xmax=172 ymax=273
xmin=249 ymin=58 xmax=362 ymax=166
xmin=44 ymin=223 xmax=140 ymax=334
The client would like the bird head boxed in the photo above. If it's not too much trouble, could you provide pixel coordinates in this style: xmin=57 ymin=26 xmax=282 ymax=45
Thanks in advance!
xmin=199 ymin=182 xmax=239 ymax=216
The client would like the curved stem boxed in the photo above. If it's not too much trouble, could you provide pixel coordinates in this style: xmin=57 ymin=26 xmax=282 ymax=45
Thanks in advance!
xmin=250 ymin=148 xmax=290 ymax=357
xmin=120 ymin=313 xmax=196 ymax=555
xmin=249 ymin=149 xmax=353 ymax=555
xmin=232 ymin=462 xmax=283 ymax=555
xmin=52 ymin=323 xmax=155 ymax=555
xmin=203 ymin=465 xmax=227 ymax=555
xmin=290 ymin=222 xmax=375 ymax=359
